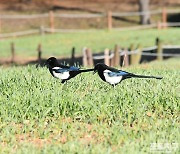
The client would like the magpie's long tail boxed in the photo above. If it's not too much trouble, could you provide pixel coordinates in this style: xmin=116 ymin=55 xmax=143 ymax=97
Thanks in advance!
xmin=79 ymin=68 xmax=94 ymax=73
xmin=128 ymin=74 xmax=163 ymax=79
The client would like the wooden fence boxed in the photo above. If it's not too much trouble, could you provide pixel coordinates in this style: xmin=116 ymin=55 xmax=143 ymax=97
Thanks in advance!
xmin=0 ymin=8 xmax=180 ymax=38
xmin=3 ymin=38 xmax=180 ymax=67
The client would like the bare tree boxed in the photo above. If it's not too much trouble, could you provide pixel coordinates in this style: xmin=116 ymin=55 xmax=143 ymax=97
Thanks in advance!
xmin=138 ymin=0 xmax=151 ymax=25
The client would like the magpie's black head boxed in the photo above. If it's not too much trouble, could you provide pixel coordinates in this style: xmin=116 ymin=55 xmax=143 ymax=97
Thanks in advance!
xmin=94 ymin=63 xmax=108 ymax=73
xmin=46 ymin=57 xmax=59 ymax=68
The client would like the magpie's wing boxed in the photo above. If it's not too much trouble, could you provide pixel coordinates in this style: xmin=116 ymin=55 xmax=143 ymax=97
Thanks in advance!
xmin=107 ymin=66 xmax=120 ymax=72
xmin=69 ymin=66 xmax=80 ymax=71
xmin=52 ymin=66 xmax=79 ymax=73
xmin=107 ymin=70 xmax=130 ymax=77
xmin=58 ymin=64 xmax=70 ymax=69
xmin=59 ymin=63 xmax=80 ymax=71
xmin=52 ymin=67 xmax=69 ymax=73
xmin=59 ymin=64 xmax=79 ymax=70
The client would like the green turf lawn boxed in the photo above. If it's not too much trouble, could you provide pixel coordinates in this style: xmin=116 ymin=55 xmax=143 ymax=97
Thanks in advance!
xmin=0 ymin=28 xmax=180 ymax=58
xmin=0 ymin=58 xmax=179 ymax=153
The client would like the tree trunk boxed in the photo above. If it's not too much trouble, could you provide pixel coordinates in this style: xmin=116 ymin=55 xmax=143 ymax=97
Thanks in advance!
xmin=138 ymin=0 xmax=151 ymax=25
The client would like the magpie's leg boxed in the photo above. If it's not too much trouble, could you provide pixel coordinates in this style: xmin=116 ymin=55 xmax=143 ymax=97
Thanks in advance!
xmin=61 ymin=80 xmax=66 ymax=84
xmin=112 ymin=84 xmax=117 ymax=88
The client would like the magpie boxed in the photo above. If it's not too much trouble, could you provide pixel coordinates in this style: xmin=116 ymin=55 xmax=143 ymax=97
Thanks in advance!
xmin=94 ymin=63 xmax=163 ymax=86
xmin=46 ymin=57 xmax=94 ymax=83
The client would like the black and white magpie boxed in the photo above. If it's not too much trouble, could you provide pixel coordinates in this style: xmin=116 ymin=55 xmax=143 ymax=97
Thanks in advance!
xmin=94 ymin=63 xmax=163 ymax=86
xmin=46 ymin=57 xmax=94 ymax=83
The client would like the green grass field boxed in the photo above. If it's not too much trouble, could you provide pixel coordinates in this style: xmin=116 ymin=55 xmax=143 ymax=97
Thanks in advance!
xmin=0 ymin=58 xmax=179 ymax=153
xmin=0 ymin=28 xmax=180 ymax=58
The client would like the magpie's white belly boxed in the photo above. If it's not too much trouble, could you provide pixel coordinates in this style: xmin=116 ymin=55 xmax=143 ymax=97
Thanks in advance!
xmin=103 ymin=70 xmax=122 ymax=85
xmin=53 ymin=71 xmax=70 ymax=80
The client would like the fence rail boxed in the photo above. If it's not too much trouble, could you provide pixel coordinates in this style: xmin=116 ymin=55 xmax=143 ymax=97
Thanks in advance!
xmin=0 ymin=9 xmax=179 ymax=19
xmin=1 ymin=21 xmax=180 ymax=39
xmin=0 ymin=29 xmax=39 ymax=38
xmin=0 ymin=8 xmax=180 ymax=38
xmin=54 ymin=13 xmax=105 ymax=18
xmin=0 ymin=14 xmax=49 ymax=19
xmin=1 ymin=38 xmax=180 ymax=67
xmin=112 ymin=9 xmax=180 ymax=17
xmin=93 ymin=46 xmax=180 ymax=60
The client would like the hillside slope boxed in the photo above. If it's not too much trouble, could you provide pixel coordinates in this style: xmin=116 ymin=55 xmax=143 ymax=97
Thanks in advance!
xmin=0 ymin=0 xmax=180 ymax=13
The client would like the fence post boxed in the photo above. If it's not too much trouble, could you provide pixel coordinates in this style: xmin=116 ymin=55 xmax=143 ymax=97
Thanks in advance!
xmin=104 ymin=48 xmax=110 ymax=66
xmin=70 ymin=47 xmax=75 ymax=65
xmin=123 ymin=49 xmax=129 ymax=67
xmin=107 ymin=11 xmax=112 ymax=31
xmin=82 ymin=47 xmax=88 ymax=67
xmin=39 ymin=26 xmax=45 ymax=35
xmin=37 ymin=43 xmax=42 ymax=64
xmin=157 ymin=21 xmax=161 ymax=30
xmin=113 ymin=44 xmax=120 ymax=66
xmin=136 ymin=44 xmax=142 ymax=64
xmin=130 ymin=44 xmax=136 ymax=65
xmin=162 ymin=7 xmax=167 ymax=29
xmin=49 ymin=11 xmax=55 ymax=33
xmin=110 ymin=54 xmax=114 ymax=66
xmin=156 ymin=38 xmax=163 ymax=61
xmin=86 ymin=48 xmax=93 ymax=66
xmin=11 ymin=42 xmax=15 ymax=63
xmin=0 ymin=17 xmax=1 ymax=34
